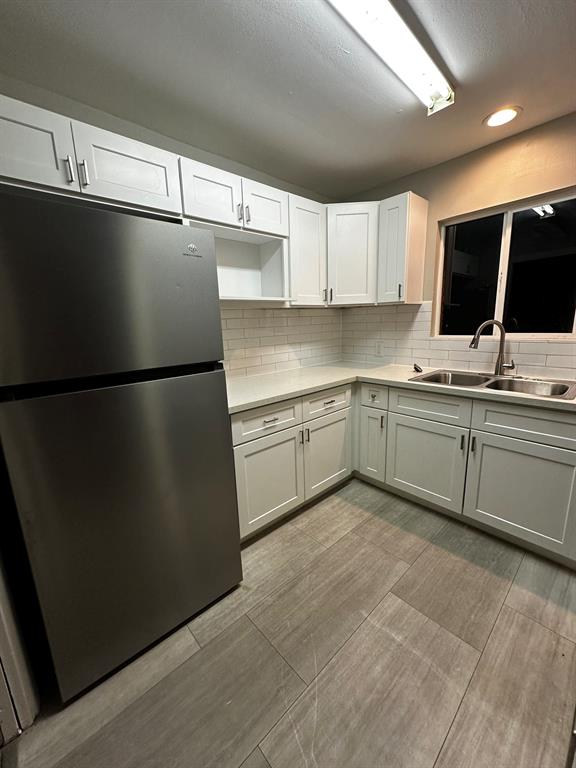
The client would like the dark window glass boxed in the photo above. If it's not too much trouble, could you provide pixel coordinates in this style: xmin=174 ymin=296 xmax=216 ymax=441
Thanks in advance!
xmin=503 ymin=199 xmax=576 ymax=333
xmin=440 ymin=214 xmax=504 ymax=335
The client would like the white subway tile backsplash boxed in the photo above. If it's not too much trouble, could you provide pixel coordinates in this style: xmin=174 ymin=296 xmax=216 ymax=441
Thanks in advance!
xmin=341 ymin=302 xmax=575 ymax=379
xmin=221 ymin=302 xmax=575 ymax=379
xmin=220 ymin=306 xmax=342 ymax=377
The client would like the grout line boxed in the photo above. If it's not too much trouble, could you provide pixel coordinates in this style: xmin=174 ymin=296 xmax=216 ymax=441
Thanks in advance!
xmin=504 ymin=604 xmax=576 ymax=647
xmin=246 ymin=614 xmax=307 ymax=686
xmin=431 ymin=551 xmax=525 ymax=767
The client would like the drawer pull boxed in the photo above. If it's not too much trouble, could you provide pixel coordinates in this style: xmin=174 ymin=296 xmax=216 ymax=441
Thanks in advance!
xmin=263 ymin=417 xmax=279 ymax=425
xmin=324 ymin=399 xmax=336 ymax=406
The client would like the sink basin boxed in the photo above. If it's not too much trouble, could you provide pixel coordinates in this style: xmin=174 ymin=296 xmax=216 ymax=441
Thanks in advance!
xmin=410 ymin=370 xmax=493 ymax=387
xmin=484 ymin=378 xmax=576 ymax=398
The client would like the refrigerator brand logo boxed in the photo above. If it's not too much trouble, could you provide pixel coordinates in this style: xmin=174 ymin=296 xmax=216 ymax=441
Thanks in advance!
xmin=185 ymin=243 xmax=201 ymax=256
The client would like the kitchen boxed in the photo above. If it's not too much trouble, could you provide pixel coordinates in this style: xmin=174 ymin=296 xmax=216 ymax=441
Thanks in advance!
xmin=0 ymin=0 xmax=575 ymax=766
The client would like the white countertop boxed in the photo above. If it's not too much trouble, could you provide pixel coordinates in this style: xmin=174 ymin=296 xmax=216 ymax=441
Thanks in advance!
xmin=226 ymin=363 xmax=576 ymax=415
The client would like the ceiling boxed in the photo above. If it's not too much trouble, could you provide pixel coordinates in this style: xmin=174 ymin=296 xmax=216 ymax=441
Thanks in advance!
xmin=0 ymin=0 xmax=574 ymax=198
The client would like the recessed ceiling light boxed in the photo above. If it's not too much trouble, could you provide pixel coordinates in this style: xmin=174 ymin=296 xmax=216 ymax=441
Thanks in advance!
xmin=484 ymin=106 xmax=522 ymax=127
xmin=326 ymin=0 xmax=454 ymax=116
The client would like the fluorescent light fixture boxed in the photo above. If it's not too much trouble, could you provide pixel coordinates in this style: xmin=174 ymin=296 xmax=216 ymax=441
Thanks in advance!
xmin=326 ymin=0 xmax=454 ymax=115
xmin=484 ymin=106 xmax=522 ymax=127
xmin=533 ymin=204 xmax=555 ymax=218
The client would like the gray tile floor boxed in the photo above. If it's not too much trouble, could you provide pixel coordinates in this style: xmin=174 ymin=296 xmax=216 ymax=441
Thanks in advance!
xmin=3 ymin=479 xmax=576 ymax=768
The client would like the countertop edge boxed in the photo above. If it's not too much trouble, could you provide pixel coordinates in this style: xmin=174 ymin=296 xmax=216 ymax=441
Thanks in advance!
xmin=227 ymin=366 xmax=576 ymax=416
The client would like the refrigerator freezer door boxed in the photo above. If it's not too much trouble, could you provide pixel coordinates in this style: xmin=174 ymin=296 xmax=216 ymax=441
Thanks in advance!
xmin=0 ymin=190 xmax=223 ymax=387
xmin=0 ymin=370 xmax=241 ymax=701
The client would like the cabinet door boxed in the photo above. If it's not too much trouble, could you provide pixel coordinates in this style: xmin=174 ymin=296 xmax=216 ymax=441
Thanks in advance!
xmin=378 ymin=192 xmax=427 ymax=304
xmin=289 ymin=195 xmax=327 ymax=305
xmin=304 ymin=408 xmax=352 ymax=499
xmin=180 ymin=158 xmax=243 ymax=227
xmin=464 ymin=431 xmax=576 ymax=557
xmin=0 ymin=94 xmax=79 ymax=191
xmin=359 ymin=407 xmax=387 ymax=482
xmin=378 ymin=193 xmax=408 ymax=303
xmin=71 ymin=122 xmax=181 ymax=212
xmin=327 ymin=202 xmax=379 ymax=305
xmin=242 ymin=178 xmax=289 ymax=236
xmin=386 ymin=413 xmax=468 ymax=513
xmin=234 ymin=425 xmax=305 ymax=537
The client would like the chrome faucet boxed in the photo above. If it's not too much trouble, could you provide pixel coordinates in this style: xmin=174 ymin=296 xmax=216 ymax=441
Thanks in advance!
xmin=469 ymin=320 xmax=515 ymax=377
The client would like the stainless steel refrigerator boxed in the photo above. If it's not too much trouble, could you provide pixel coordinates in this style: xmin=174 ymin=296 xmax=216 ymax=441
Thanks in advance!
xmin=0 ymin=188 xmax=242 ymax=702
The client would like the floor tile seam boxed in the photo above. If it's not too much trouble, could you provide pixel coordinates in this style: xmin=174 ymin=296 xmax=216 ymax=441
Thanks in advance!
xmin=503 ymin=604 xmax=576 ymax=648
xmin=41 ymin=631 xmax=204 ymax=768
xmin=431 ymin=551 xmax=525 ymax=768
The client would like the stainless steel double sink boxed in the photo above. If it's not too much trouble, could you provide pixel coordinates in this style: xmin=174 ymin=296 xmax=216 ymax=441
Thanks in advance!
xmin=409 ymin=369 xmax=576 ymax=400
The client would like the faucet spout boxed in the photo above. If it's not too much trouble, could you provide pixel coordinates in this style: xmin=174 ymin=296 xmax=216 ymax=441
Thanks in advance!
xmin=469 ymin=320 xmax=515 ymax=376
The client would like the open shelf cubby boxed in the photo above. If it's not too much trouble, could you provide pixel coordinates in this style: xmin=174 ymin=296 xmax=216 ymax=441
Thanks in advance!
xmin=186 ymin=219 xmax=289 ymax=301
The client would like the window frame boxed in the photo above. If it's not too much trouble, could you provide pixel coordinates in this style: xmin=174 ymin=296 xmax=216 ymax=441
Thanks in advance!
xmin=433 ymin=191 xmax=576 ymax=340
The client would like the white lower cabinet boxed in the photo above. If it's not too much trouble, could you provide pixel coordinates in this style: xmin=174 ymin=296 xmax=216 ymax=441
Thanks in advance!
xmin=463 ymin=430 xmax=576 ymax=557
xmin=386 ymin=413 xmax=468 ymax=513
xmin=234 ymin=404 xmax=352 ymax=537
xmin=358 ymin=406 xmax=387 ymax=482
xmin=234 ymin=425 xmax=305 ymax=538
xmin=304 ymin=408 xmax=352 ymax=499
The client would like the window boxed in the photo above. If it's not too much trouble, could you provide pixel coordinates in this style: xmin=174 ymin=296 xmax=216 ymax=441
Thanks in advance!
xmin=439 ymin=196 xmax=576 ymax=336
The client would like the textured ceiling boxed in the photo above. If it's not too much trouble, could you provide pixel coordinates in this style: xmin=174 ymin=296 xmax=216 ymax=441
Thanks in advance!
xmin=0 ymin=0 xmax=574 ymax=197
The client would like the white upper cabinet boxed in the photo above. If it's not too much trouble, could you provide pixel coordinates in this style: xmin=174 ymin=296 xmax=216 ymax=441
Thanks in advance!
xmin=327 ymin=202 xmax=379 ymax=305
xmin=242 ymin=178 xmax=289 ymax=237
xmin=180 ymin=158 xmax=243 ymax=227
xmin=71 ymin=122 xmax=182 ymax=213
xmin=288 ymin=195 xmax=327 ymax=305
xmin=0 ymin=94 xmax=79 ymax=191
xmin=378 ymin=192 xmax=428 ymax=304
xmin=180 ymin=158 xmax=288 ymax=237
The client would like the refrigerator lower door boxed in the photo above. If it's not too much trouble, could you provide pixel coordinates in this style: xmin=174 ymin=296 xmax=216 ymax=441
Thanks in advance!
xmin=0 ymin=370 xmax=241 ymax=701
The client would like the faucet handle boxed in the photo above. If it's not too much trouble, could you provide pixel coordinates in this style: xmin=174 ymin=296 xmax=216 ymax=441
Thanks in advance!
xmin=502 ymin=360 xmax=516 ymax=372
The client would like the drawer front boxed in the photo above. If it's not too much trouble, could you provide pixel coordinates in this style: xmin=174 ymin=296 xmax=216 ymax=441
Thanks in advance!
xmin=302 ymin=386 xmax=351 ymax=421
xmin=360 ymin=383 xmax=389 ymax=410
xmin=471 ymin=401 xmax=576 ymax=450
xmin=231 ymin=398 xmax=303 ymax=445
xmin=389 ymin=387 xmax=472 ymax=427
